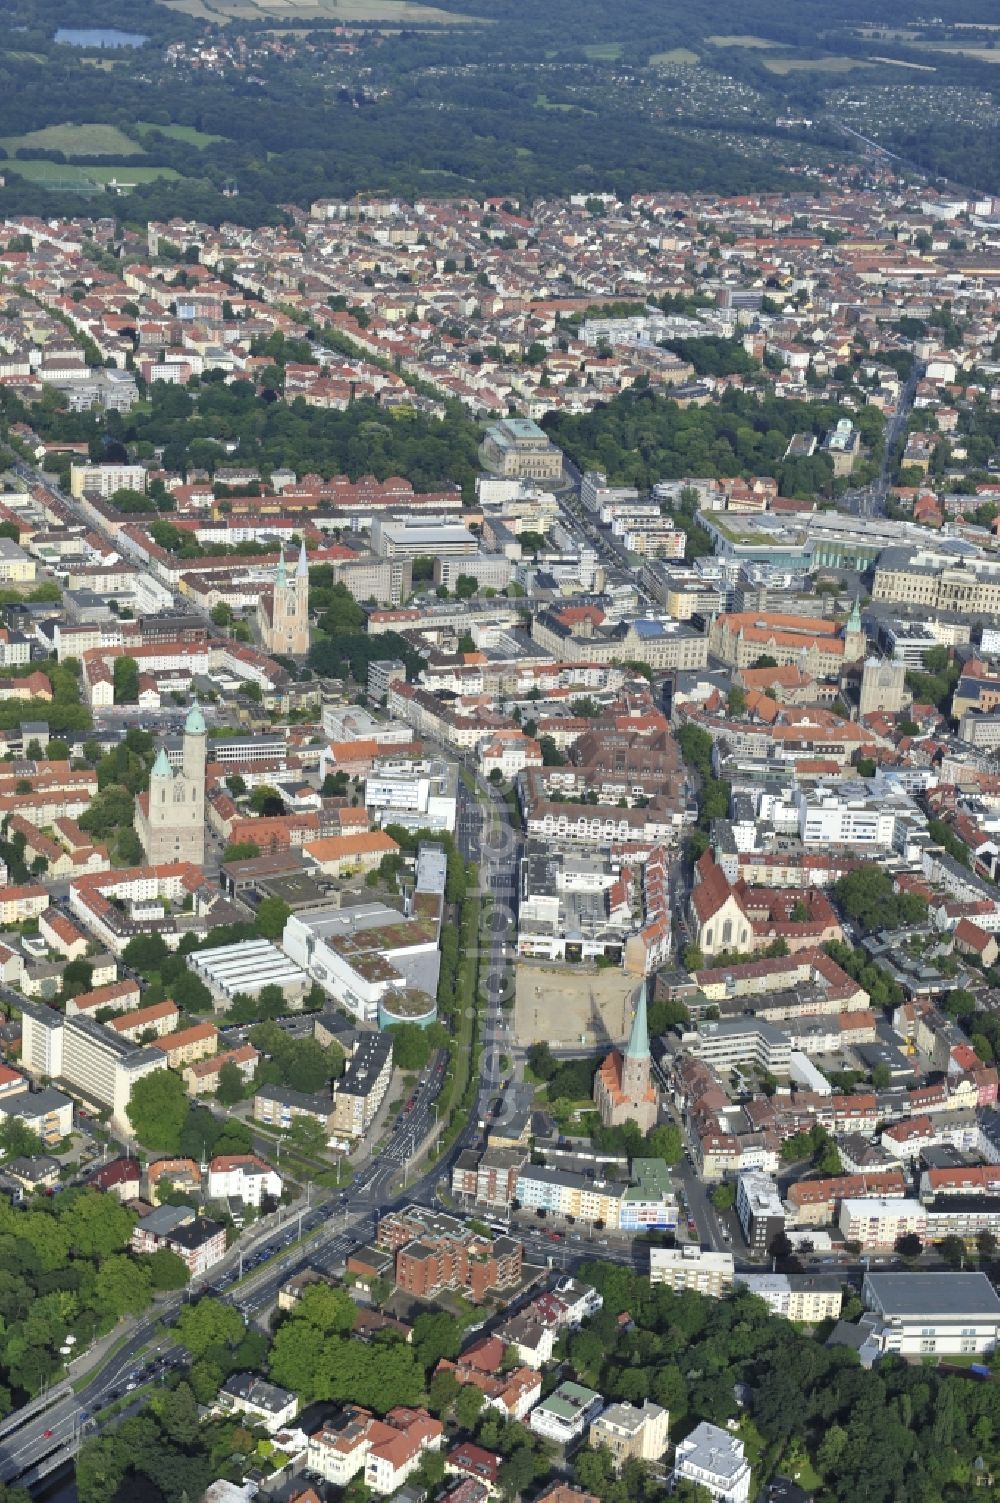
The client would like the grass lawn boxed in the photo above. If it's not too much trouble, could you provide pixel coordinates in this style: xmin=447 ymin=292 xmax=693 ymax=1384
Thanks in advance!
xmin=707 ymin=34 xmax=779 ymax=48
xmin=7 ymin=160 xmax=182 ymax=187
xmin=582 ymin=42 xmax=622 ymax=60
xmin=137 ymin=120 xmax=228 ymax=147
xmin=0 ymin=122 xmax=145 ymax=156
xmin=649 ymin=47 xmax=699 ymax=65
xmin=763 ymin=55 xmax=878 ymax=73
xmin=914 ymin=41 xmax=1000 ymax=61
xmin=159 ymin=0 xmax=480 ymax=22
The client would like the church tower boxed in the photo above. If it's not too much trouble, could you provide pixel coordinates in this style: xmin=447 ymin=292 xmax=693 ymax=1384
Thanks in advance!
xmin=259 ymin=541 xmax=310 ymax=657
xmin=592 ymin=979 xmax=659 ymax=1133
xmin=843 ymin=597 xmax=865 ymax=664
xmin=134 ymin=706 xmax=207 ymax=867
xmin=621 ymin=977 xmax=652 ymax=1104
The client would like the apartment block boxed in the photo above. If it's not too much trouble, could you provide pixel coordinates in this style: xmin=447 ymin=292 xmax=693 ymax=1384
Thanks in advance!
xmin=648 ymin=1245 xmax=735 ymax=1296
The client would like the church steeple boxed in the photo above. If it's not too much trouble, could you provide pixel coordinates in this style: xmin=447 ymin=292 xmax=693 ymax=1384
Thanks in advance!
xmin=151 ymin=747 xmax=173 ymax=781
xmin=276 ymin=548 xmax=287 ymax=588
xmin=296 ymin=539 xmax=308 ymax=578
xmin=846 ymin=596 xmax=863 ymax=636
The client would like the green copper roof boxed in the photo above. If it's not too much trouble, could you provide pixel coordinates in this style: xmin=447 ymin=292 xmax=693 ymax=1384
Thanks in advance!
xmin=151 ymin=747 xmax=173 ymax=779
xmin=625 ymin=979 xmax=650 ymax=1061
xmin=185 ymin=705 xmax=206 ymax=736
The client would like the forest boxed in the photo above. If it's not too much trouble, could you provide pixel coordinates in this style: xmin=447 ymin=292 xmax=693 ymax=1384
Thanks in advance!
xmin=0 ymin=380 xmax=484 ymax=499
xmin=543 ymin=385 xmax=884 ymax=495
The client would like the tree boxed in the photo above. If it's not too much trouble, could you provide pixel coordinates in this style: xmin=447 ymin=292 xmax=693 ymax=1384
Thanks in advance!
xmin=872 ymin=1063 xmax=892 ymax=1090
xmin=249 ymin=784 xmax=282 ymax=816
xmin=428 ymin=1369 xmax=460 ymax=1417
xmin=936 ymin=1234 xmax=967 ymax=1269
xmin=412 ymin=1311 xmax=460 ymax=1371
xmin=895 ymin=1232 xmax=923 ymax=1260
xmin=216 ymin=1061 xmax=245 ymax=1107
xmin=0 ymin=1117 xmax=42 ymax=1162
xmin=727 ymin=686 xmax=747 ymax=717
xmin=255 ymin=896 xmax=290 ymax=941
xmin=647 ymin=1123 xmax=683 ymax=1166
xmin=95 ymin=1254 xmax=153 ymax=1318
xmin=61 ymin=958 xmax=94 ymax=1000
xmin=144 ymin=1248 xmax=190 ymax=1291
xmin=681 ymin=943 xmax=705 ymax=973
xmin=288 ymin=1115 xmax=328 ymax=1156
xmin=177 ymin=1298 xmax=245 ymax=1360
xmin=387 ymin=1022 xmax=433 ymax=1072
xmin=455 ymin=1383 xmax=484 ymax=1431
xmin=126 ymin=1069 xmax=189 ymax=1152
xmin=711 ymin=1182 xmax=735 ymax=1211
xmin=113 ymin=656 xmax=140 ymax=705
xmin=224 ymin=840 xmax=260 ymax=862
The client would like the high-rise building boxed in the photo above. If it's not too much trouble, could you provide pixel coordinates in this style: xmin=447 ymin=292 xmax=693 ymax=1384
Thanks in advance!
xmin=134 ymin=706 xmax=207 ymax=865
xmin=592 ymin=981 xmax=659 ymax=1133
xmin=258 ymin=540 xmax=310 ymax=656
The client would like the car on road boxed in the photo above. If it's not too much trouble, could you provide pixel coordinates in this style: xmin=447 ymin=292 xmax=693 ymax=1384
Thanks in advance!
xmin=42 ymin=1429 xmax=53 ymax=1439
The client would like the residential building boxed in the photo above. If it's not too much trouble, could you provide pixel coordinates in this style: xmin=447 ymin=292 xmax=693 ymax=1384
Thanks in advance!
xmin=838 ymin=1197 xmax=927 ymax=1250
xmin=306 ymin=1406 xmax=442 ymax=1495
xmin=0 ymin=1086 xmax=73 ymax=1146
xmin=588 ymin=1401 xmax=668 ymax=1470
xmin=375 ymin=1205 xmax=523 ymax=1302
xmin=736 ymin=1171 xmax=785 ymax=1258
xmin=218 ymin=1374 xmax=298 ymax=1434
xmin=671 ymin=1422 xmax=751 ymax=1503
xmin=207 ymin=1154 xmax=282 ymax=1207
xmin=734 ymin=1273 xmax=843 ymax=1322
xmin=131 ymin=1205 xmax=226 ymax=1276
xmin=330 ymin=1032 xmax=393 ymax=1140
xmin=528 ymin=1381 xmax=603 ymax=1446
xmin=648 ymin=1245 xmax=735 ymax=1297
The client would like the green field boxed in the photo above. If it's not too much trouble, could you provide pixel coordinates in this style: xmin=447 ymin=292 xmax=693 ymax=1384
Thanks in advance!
xmin=763 ymin=54 xmax=878 ymax=74
xmin=0 ymin=122 xmax=144 ymax=157
xmin=137 ymin=121 xmax=228 ymax=147
xmin=6 ymin=159 xmax=182 ymax=188
xmin=649 ymin=47 xmax=700 ymax=65
xmin=707 ymin=34 xmax=779 ymax=48
xmin=159 ymin=0 xmax=479 ymax=22
xmin=582 ymin=42 xmax=622 ymax=61
xmin=913 ymin=41 xmax=1000 ymax=62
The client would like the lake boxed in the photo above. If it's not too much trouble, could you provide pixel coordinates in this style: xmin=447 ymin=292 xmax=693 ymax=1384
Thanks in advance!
xmin=54 ymin=28 xmax=148 ymax=48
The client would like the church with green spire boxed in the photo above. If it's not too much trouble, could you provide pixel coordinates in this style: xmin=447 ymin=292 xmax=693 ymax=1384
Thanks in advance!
xmin=592 ymin=980 xmax=659 ymax=1133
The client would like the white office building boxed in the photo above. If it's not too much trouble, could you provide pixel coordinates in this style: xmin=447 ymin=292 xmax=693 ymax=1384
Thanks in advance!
xmin=860 ymin=1271 xmax=1000 ymax=1358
